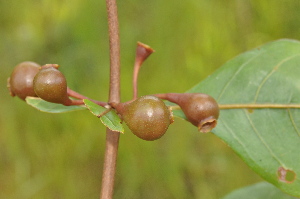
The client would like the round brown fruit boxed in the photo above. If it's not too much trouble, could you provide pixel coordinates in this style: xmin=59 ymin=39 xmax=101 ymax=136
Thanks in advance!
xmin=8 ymin=61 xmax=40 ymax=100
xmin=121 ymin=96 xmax=172 ymax=141
xmin=164 ymin=93 xmax=219 ymax=133
xmin=33 ymin=64 xmax=71 ymax=105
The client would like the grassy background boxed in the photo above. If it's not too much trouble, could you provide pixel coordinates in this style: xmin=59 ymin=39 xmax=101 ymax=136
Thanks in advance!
xmin=1 ymin=0 xmax=300 ymax=198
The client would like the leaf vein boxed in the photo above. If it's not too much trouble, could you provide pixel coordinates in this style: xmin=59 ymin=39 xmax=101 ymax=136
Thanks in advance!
xmin=253 ymin=54 xmax=300 ymax=103
xmin=218 ymin=117 xmax=255 ymax=161
xmin=244 ymin=110 xmax=285 ymax=166
xmin=217 ymin=51 xmax=264 ymax=101
xmin=288 ymin=109 xmax=300 ymax=137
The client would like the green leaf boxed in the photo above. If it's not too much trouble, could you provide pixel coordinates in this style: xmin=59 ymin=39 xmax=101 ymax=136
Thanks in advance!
xmin=100 ymin=110 xmax=124 ymax=133
xmin=83 ymin=99 xmax=124 ymax=133
xmin=83 ymin=99 xmax=107 ymax=116
xmin=176 ymin=39 xmax=300 ymax=197
xmin=222 ymin=182 xmax=298 ymax=199
xmin=26 ymin=97 xmax=86 ymax=113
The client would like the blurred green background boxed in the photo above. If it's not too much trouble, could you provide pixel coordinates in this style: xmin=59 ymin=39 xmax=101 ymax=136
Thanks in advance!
xmin=1 ymin=0 xmax=300 ymax=198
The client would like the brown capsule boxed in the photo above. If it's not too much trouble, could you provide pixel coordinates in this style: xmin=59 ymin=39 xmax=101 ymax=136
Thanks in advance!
xmin=8 ymin=61 xmax=40 ymax=100
xmin=33 ymin=65 xmax=71 ymax=105
xmin=165 ymin=93 xmax=219 ymax=133
xmin=119 ymin=96 xmax=172 ymax=141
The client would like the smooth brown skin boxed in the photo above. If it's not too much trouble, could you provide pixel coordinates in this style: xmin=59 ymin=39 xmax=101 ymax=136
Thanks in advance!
xmin=8 ymin=61 xmax=40 ymax=100
xmin=166 ymin=93 xmax=219 ymax=132
xmin=122 ymin=96 xmax=172 ymax=141
xmin=33 ymin=66 xmax=71 ymax=105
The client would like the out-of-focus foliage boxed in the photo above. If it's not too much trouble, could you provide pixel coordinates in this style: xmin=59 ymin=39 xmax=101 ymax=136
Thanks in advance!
xmin=1 ymin=0 xmax=300 ymax=198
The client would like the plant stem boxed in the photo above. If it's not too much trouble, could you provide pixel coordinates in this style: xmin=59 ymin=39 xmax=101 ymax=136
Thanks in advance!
xmin=100 ymin=0 xmax=120 ymax=199
xmin=132 ymin=42 xmax=154 ymax=100
xmin=67 ymin=88 xmax=108 ymax=107
xmin=67 ymin=88 xmax=88 ymax=99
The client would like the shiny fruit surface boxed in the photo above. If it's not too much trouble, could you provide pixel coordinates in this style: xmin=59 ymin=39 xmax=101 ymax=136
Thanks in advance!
xmin=8 ymin=61 xmax=40 ymax=100
xmin=122 ymin=96 xmax=172 ymax=141
xmin=33 ymin=65 xmax=71 ymax=105
xmin=165 ymin=93 xmax=219 ymax=133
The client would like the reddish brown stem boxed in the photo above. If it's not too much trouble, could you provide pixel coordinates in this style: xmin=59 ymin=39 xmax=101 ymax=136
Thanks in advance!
xmin=67 ymin=99 xmax=106 ymax=107
xmin=132 ymin=42 xmax=154 ymax=100
xmin=153 ymin=93 xmax=169 ymax=100
xmin=67 ymin=87 xmax=90 ymax=99
xmin=100 ymin=0 xmax=121 ymax=198
xmin=67 ymin=87 xmax=107 ymax=107
xmin=132 ymin=62 xmax=140 ymax=100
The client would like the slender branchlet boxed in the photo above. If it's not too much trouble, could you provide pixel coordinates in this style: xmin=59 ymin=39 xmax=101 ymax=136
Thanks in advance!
xmin=132 ymin=42 xmax=154 ymax=100
xmin=67 ymin=88 xmax=108 ymax=107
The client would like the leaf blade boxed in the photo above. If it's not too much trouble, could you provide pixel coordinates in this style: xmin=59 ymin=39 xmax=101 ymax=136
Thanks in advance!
xmin=180 ymin=39 xmax=300 ymax=197
xmin=100 ymin=110 xmax=124 ymax=133
xmin=26 ymin=97 xmax=86 ymax=113
xmin=83 ymin=99 xmax=124 ymax=133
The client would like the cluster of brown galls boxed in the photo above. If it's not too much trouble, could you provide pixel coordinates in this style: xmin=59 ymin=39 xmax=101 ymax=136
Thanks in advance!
xmin=7 ymin=62 xmax=220 ymax=141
